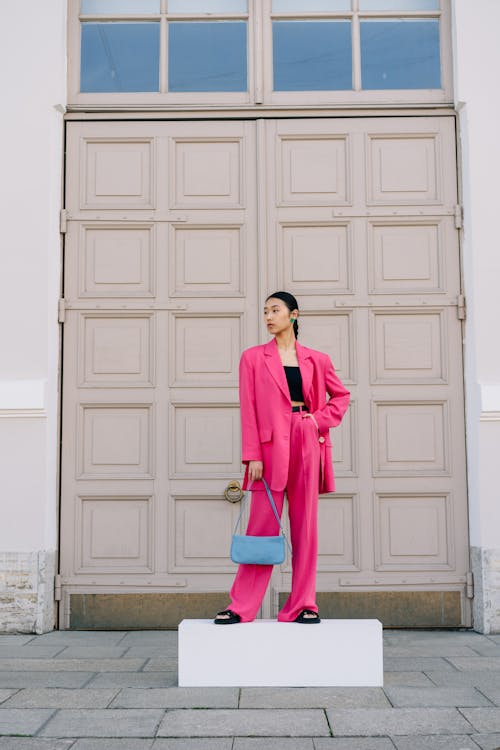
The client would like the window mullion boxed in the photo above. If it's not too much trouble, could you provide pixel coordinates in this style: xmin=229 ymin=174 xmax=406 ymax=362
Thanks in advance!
xmin=253 ymin=0 xmax=264 ymax=103
xmin=160 ymin=2 xmax=167 ymax=93
xmin=352 ymin=1 xmax=361 ymax=91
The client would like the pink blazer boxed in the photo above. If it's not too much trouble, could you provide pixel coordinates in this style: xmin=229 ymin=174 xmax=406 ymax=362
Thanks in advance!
xmin=240 ymin=338 xmax=350 ymax=493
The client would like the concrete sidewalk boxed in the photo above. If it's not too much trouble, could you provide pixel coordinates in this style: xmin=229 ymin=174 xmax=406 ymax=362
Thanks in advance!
xmin=1 ymin=628 xmax=500 ymax=749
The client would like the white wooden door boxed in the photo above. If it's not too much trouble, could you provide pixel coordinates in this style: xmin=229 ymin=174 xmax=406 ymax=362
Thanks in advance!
xmin=60 ymin=120 xmax=258 ymax=627
xmin=264 ymin=116 xmax=469 ymax=625
xmin=60 ymin=115 xmax=469 ymax=627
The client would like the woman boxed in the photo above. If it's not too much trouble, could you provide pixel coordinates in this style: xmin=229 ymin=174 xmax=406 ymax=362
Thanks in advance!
xmin=215 ymin=292 xmax=350 ymax=625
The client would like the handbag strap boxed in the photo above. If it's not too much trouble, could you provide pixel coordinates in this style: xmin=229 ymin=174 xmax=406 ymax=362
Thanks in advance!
xmin=233 ymin=478 xmax=292 ymax=556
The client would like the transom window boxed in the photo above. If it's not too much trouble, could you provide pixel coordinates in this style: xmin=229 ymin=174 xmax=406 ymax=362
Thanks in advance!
xmin=69 ymin=0 xmax=451 ymax=106
xmin=79 ymin=0 xmax=248 ymax=93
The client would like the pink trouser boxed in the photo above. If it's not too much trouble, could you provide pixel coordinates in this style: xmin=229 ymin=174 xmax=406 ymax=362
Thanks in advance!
xmin=228 ymin=410 xmax=321 ymax=622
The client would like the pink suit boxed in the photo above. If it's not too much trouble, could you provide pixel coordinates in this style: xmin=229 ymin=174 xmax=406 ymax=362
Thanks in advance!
xmin=228 ymin=338 xmax=350 ymax=622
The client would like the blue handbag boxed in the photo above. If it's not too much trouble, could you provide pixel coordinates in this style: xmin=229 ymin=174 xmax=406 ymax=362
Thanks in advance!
xmin=230 ymin=478 xmax=292 ymax=565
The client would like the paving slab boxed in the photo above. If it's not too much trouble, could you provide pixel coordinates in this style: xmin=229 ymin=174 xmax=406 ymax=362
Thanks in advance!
xmin=0 ymin=637 xmax=37 ymax=646
xmin=467 ymin=645 xmax=500 ymax=656
xmin=29 ymin=632 xmax=129 ymax=644
xmin=0 ymin=659 xmax=146 ymax=672
xmin=486 ymin=636 xmax=500 ymax=644
xmin=426 ymin=672 xmax=500 ymax=689
xmin=72 ymin=741 xmax=154 ymax=750
xmin=470 ymin=733 xmax=500 ymax=750
xmin=392 ymin=736 xmax=480 ymax=749
xmin=386 ymin=629 xmax=478 ymax=635
xmin=157 ymin=708 xmax=330 ymax=737
xmin=460 ymin=708 xmax=500 ymax=733
xmin=122 ymin=647 xmax=178 ymax=659
xmin=474 ymin=688 xmax=500 ymax=706
xmin=1 ymin=688 xmax=120 ymax=708
xmin=383 ymin=672 xmax=435 ymax=687
xmin=0 ymin=689 xmax=19 ymax=705
xmin=0 ymin=739 xmax=75 ymax=750
xmin=86 ymin=673 xmax=177 ymax=688
xmin=383 ymin=658 xmax=456 ymax=672
xmin=426 ymin=630 xmax=482 ymax=636
xmin=449 ymin=659 xmax=500 ymax=672
xmin=383 ymin=686 xmax=492 ymax=707
xmin=0 ymin=708 xmax=56 ymax=736
xmin=233 ymin=740 xmax=315 ymax=749
xmin=313 ymin=741 xmax=397 ymax=750
xmin=120 ymin=633 xmax=177 ymax=644
xmin=110 ymin=687 xmax=238 ymax=708
xmin=467 ymin=636 xmax=500 ymax=654
xmin=384 ymin=645 xmax=478 ymax=657
xmin=239 ymin=687 xmax=390 ymax=708
xmin=384 ymin=632 xmax=490 ymax=646
xmin=142 ymin=659 xmax=181 ymax=672
xmin=0 ymin=647 xmax=66 ymax=658
xmin=326 ymin=707 xmax=473 ymax=736
xmin=0 ymin=671 xmax=95 ymax=688
xmin=39 ymin=709 xmax=165 ymax=738
xmin=152 ymin=741 xmax=232 ymax=750
xmin=53 ymin=648 xmax=130 ymax=659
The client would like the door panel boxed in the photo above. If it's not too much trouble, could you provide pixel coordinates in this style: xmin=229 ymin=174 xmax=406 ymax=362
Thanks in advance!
xmin=60 ymin=116 xmax=469 ymax=628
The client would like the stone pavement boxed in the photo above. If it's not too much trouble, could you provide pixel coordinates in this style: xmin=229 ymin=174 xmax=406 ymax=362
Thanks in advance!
xmin=1 ymin=628 xmax=500 ymax=749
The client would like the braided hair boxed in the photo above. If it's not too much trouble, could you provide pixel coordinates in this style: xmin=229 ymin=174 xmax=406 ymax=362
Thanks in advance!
xmin=266 ymin=291 xmax=299 ymax=339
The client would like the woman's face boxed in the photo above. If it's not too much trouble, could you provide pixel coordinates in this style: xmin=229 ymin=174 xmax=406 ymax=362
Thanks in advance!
xmin=264 ymin=298 xmax=297 ymax=336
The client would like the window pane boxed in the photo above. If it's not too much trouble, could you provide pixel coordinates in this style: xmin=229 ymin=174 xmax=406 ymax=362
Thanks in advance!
xmin=273 ymin=0 xmax=350 ymax=10
xmin=361 ymin=19 xmax=441 ymax=89
xmin=168 ymin=0 xmax=247 ymax=11
xmin=360 ymin=0 xmax=438 ymax=9
xmin=273 ymin=21 xmax=352 ymax=91
xmin=81 ymin=0 xmax=160 ymax=13
xmin=81 ymin=22 xmax=160 ymax=92
xmin=168 ymin=22 xmax=247 ymax=92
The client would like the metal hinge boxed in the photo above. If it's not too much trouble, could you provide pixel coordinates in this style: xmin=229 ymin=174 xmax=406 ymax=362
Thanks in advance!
xmin=466 ymin=571 xmax=474 ymax=599
xmin=454 ymin=204 xmax=463 ymax=229
xmin=58 ymin=298 xmax=66 ymax=324
xmin=54 ymin=574 xmax=62 ymax=601
xmin=457 ymin=294 xmax=466 ymax=321
xmin=60 ymin=209 xmax=67 ymax=234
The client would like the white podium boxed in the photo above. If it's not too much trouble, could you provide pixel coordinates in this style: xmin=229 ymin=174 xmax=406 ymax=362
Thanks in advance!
xmin=178 ymin=619 xmax=383 ymax=687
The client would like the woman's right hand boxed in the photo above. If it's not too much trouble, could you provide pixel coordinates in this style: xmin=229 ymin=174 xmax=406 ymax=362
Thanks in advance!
xmin=248 ymin=460 xmax=263 ymax=482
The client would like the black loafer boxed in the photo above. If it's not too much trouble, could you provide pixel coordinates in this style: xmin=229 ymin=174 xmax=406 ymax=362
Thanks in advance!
xmin=214 ymin=609 xmax=241 ymax=625
xmin=294 ymin=609 xmax=321 ymax=624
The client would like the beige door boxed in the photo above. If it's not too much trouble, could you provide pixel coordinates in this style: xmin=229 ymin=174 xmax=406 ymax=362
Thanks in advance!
xmin=59 ymin=115 xmax=469 ymax=628
xmin=60 ymin=120 xmax=258 ymax=627
xmin=264 ymin=116 xmax=469 ymax=626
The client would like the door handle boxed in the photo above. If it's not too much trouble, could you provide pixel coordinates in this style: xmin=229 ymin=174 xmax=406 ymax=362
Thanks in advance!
xmin=224 ymin=480 xmax=244 ymax=503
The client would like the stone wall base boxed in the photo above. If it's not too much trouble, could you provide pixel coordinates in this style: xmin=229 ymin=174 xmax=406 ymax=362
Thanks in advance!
xmin=471 ymin=546 xmax=500 ymax=633
xmin=0 ymin=550 xmax=56 ymax=633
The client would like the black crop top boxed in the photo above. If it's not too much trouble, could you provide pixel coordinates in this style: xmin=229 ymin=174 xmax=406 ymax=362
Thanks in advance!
xmin=284 ymin=366 xmax=305 ymax=402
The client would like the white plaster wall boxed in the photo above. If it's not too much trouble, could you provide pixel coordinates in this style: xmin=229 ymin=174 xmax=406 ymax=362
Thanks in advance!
xmin=452 ymin=0 xmax=500 ymax=553
xmin=0 ymin=2 xmax=67 ymax=554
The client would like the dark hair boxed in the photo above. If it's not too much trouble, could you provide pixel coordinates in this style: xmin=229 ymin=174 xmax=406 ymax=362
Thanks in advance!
xmin=266 ymin=291 xmax=300 ymax=339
